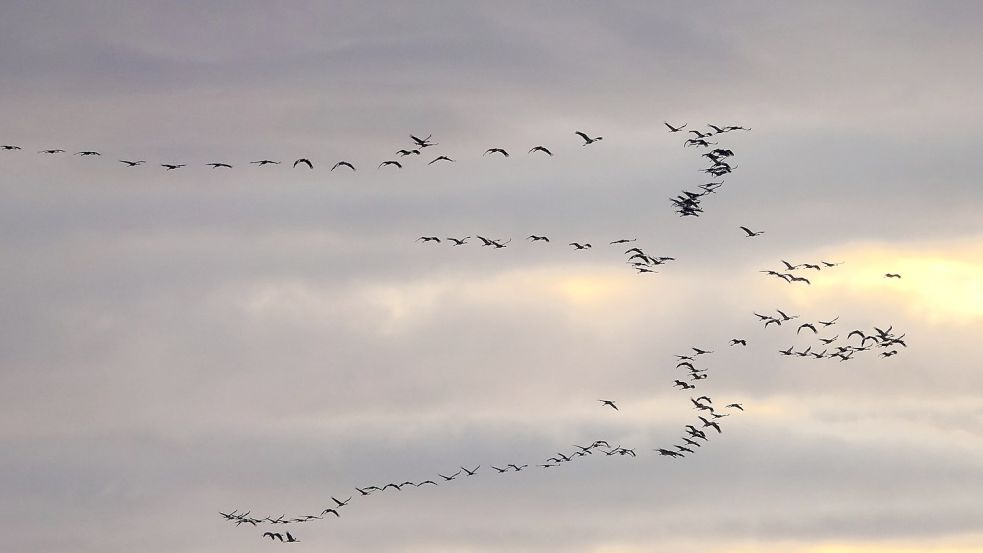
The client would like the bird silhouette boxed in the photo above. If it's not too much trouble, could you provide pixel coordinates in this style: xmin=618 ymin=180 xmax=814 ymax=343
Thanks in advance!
xmin=664 ymin=122 xmax=687 ymax=132
xmin=484 ymin=148 xmax=509 ymax=157
xmin=598 ymin=399 xmax=619 ymax=410
xmin=528 ymin=146 xmax=553 ymax=156
xmin=331 ymin=161 xmax=356 ymax=171
xmin=575 ymin=131 xmax=602 ymax=145
xmin=293 ymin=158 xmax=313 ymax=169
xmin=739 ymin=226 xmax=764 ymax=237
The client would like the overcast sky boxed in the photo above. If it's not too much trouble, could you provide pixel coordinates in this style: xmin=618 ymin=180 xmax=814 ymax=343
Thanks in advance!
xmin=2 ymin=2 xmax=983 ymax=552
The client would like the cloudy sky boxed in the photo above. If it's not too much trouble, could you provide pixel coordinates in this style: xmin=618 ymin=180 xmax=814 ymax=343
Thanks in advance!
xmin=2 ymin=1 xmax=983 ymax=552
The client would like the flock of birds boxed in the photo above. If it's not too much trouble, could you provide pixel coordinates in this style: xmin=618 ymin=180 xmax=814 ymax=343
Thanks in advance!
xmin=7 ymin=120 xmax=909 ymax=544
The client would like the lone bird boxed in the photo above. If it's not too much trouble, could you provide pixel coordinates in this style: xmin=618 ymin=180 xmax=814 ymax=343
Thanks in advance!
xmin=378 ymin=160 xmax=402 ymax=169
xmin=528 ymin=146 xmax=553 ymax=156
xmin=207 ymin=162 xmax=233 ymax=168
xmin=569 ymin=242 xmax=592 ymax=250
xmin=429 ymin=155 xmax=454 ymax=165
xmin=250 ymin=159 xmax=280 ymax=166
xmin=119 ymin=160 xmax=145 ymax=167
xmin=664 ymin=122 xmax=687 ymax=132
xmin=331 ymin=161 xmax=356 ymax=171
xmin=293 ymin=158 xmax=314 ymax=169
xmin=598 ymin=399 xmax=619 ymax=410
xmin=484 ymin=148 xmax=509 ymax=157
xmin=739 ymin=226 xmax=765 ymax=237
xmin=575 ymin=131 xmax=603 ymax=145
xmin=885 ymin=273 xmax=902 ymax=279
xmin=730 ymin=339 xmax=747 ymax=346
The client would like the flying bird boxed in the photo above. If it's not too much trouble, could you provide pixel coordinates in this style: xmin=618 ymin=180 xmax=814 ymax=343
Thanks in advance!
xmin=797 ymin=323 xmax=818 ymax=334
xmin=250 ymin=159 xmax=280 ymax=166
xmin=598 ymin=400 xmax=619 ymax=410
xmin=428 ymin=155 xmax=454 ymax=165
xmin=76 ymin=151 xmax=101 ymax=156
xmin=739 ymin=226 xmax=765 ymax=237
xmin=161 ymin=163 xmax=185 ymax=170
xmin=293 ymin=158 xmax=313 ymax=169
xmin=207 ymin=162 xmax=233 ymax=168
xmin=119 ymin=160 xmax=145 ymax=166
xmin=38 ymin=149 xmax=65 ymax=154
xmin=664 ymin=122 xmax=687 ymax=132
xmin=331 ymin=161 xmax=356 ymax=171
xmin=378 ymin=160 xmax=402 ymax=169
xmin=575 ymin=131 xmax=603 ymax=145
xmin=484 ymin=148 xmax=509 ymax=157
xmin=885 ymin=273 xmax=902 ymax=278
xmin=527 ymin=235 xmax=550 ymax=242
xmin=528 ymin=146 xmax=553 ymax=156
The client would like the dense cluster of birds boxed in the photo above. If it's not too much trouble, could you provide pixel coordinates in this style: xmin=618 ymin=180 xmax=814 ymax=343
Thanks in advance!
xmin=0 ymin=131 xmax=611 ymax=174
xmin=664 ymin=122 xmax=749 ymax=218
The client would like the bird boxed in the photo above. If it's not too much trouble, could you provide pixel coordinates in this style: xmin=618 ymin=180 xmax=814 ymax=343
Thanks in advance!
xmin=739 ymin=226 xmax=765 ymax=237
xmin=527 ymin=235 xmax=550 ymax=242
xmin=699 ymin=416 xmax=722 ymax=433
xmin=885 ymin=273 xmax=902 ymax=278
xmin=818 ymin=317 xmax=839 ymax=327
xmin=76 ymin=151 xmax=101 ymax=156
xmin=789 ymin=275 xmax=811 ymax=285
xmin=410 ymin=134 xmax=437 ymax=148
xmin=378 ymin=160 xmax=402 ymax=169
xmin=38 ymin=149 xmax=65 ymax=154
xmin=263 ymin=532 xmax=284 ymax=542
xmin=331 ymin=161 xmax=356 ymax=171
xmin=332 ymin=496 xmax=351 ymax=507
xmin=730 ymin=339 xmax=747 ymax=346
xmin=285 ymin=532 xmax=300 ymax=543
xmin=528 ymin=146 xmax=553 ymax=156
xmin=461 ymin=465 xmax=480 ymax=476
xmin=508 ymin=464 xmax=528 ymax=471
xmin=484 ymin=148 xmax=509 ymax=157
xmin=417 ymin=236 xmax=441 ymax=243
xmin=1 ymin=145 xmax=23 ymax=150
xmin=250 ymin=159 xmax=280 ymax=166
xmin=119 ymin=160 xmax=145 ymax=167
xmin=396 ymin=149 xmax=421 ymax=156
xmin=599 ymin=399 xmax=619 ymax=410
xmin=726 ymin=403 xmax=744 ymax=411
xmin=490 ymin=465 xmax=509 ymax=473
xmin=797 ymin=323 xmax=818 ymax=334
xmin=692 ymin=347 xmax=713 ymax=355
xmin=428 ymin=156 xmax=454 ymax=165
xmin=320 ymin=508 xmax=340 ymax=518
xmin=569 ymin=242 xmax=592 ymax=250
xmin=161 ymin=163 xmax=185 ymax=170
xmin=293 ymin=158 xmax=313 ymax=169
xmin=656 ymin=448 xmax=684 ymax=458
xmin=664 ymin=122 xmax=687 ymax=132
xmin=609 ymin=238 xmax=636 ymax=245
xmin=575 ymin=131 xmax=602 ymax=145
xmin=438 ymin=471 xmax=461 ymax=481
xmin=207 ymin=162 xmax=233 ymax=168
xmin=776 ymin=309 xmax=798 ymax=321
xmin=447 ymin=236 xmax=470 ymax=246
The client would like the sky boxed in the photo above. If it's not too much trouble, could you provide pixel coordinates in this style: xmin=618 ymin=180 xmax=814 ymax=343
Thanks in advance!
xmin=2 ymin=1 xmax=983 ymax=552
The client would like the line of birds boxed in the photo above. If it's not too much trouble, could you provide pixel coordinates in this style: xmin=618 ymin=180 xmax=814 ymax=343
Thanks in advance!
xmin=416 ymin=236 xmax=677 ymax=275
xmin=0 ymin=131 xmax=609 ymax=174
xmin=659 ymin=347 xmax=744 ymax=457
xmin=759 ymin=259 xmax=844 ymax=285
xmin=221 ymin=336 xmax=753 ymax=542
